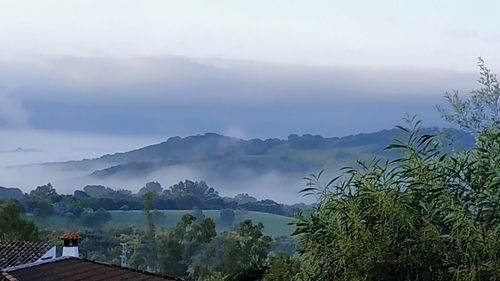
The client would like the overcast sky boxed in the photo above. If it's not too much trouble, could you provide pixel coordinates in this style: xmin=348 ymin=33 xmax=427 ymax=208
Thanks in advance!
xmin=1 ymin=1 xmax=499 ymax=165
xmin=1 ymin=0 xmax=499 ymax=69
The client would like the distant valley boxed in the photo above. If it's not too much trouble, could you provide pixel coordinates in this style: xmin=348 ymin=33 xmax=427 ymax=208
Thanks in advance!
xmin=4 ymin=127 xmax=473 ymax=203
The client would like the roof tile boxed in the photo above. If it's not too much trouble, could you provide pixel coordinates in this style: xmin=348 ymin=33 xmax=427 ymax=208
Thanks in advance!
xmin=2 ymin=257 xmax=181 ymax=281
xmin=59 ymin=231 xmax=80 ymax=240
xmin=0 ymin=241 xmax=54 ymax=269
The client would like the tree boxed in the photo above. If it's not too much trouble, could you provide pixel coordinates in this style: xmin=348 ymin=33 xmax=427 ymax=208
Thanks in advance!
xmin=138 ymin=182 xmax=163 ymax=196
xmin=293 ymin=118 xmax=500 ymax=281
xmin=263 ymin=254 xmax=301 ymax=281
xmin=143 ymin=192 xmax=156 ymax=235
xmin=219 ymin=209 xmax=235 ymax=227
xmin=29 ymin=183 xmax=58 ymax=201
xmin=0 ymin=201 xmax=39 ymax=241
xmin=226 ymin=261 xmax=269 ymax=281
xmin=233 ymin=193 xmax=258 ymax=204
xmin=291 ymin=60 xmax=500 ymax=281
xmin=83 ymin=185 xmax=112 ymax=198
xmin=166 ymin=180 xmax=219 ymax=201
xmin=192 ymin=220 xmax=273 ymax=279
xmin=158 ymin=214 xmax=217 ymax=278
xmin=142 ymin=191 xmax=158 ymax=272
xmin=130 ymin=244 xmax=144 ymax=270
xmin=33 ymin=200 xmax=54 ymax=217
xmin=80 ymin=208 xmax=111 ymax=228
xmin=438 ymin=58 xmax=500 ymax=132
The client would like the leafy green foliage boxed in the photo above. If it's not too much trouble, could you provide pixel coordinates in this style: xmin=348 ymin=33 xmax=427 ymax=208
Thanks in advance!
xmin=138 ymin=182 xmax=163 ymax=196
xmin=190 ymin=220 xmax=273 ymax=280
xmin=438 ymin=58 xmax=500 ymax=132
xmin=0 ymin=201 xmax=39 ymax=241
xmin=80 ymin=208 xmax=112 ymax=227
xmin=29 ymin=183 xmax=58 ymax=201
xmin=23 ymin=179 xmax=299 ymax=216
xmin=225 ymin=261 xmax=269 ymax=281
xmin=141 ymin=191 xmax=159 ymax=272
xmin=293 ymin=118 xmax=500 ymax=281
xmin=263 ymin=254 xmax=301 ymax=281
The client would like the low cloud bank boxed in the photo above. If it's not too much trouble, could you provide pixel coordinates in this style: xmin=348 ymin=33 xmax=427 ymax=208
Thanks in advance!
xmin=0 ymin=162 xmax=312 ymax=204
xmin=0 ymin=129 xmax=313 ymax=203
xmin=0 ymin=55 xmax=475 ymax=137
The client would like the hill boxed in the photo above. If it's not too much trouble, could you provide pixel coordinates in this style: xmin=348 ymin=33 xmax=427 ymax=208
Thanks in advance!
xmin=59 ymin=127 xmax=473 ymax=177
xmin=0 ymin=186 xmax=23 ymax=200
xmin=33 ymin=127 xmax=473 ymax=202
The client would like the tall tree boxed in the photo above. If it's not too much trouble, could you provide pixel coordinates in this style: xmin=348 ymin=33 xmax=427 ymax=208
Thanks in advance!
xmin=293 ymin=118 xmax=499 ymax=281
xmin=438 ymin=58 xmax=500 ymax=132
xmin=191 ymin=220 xmax=273 ymax=280
xmin=0 ymin=201 xmax=39 ymax=241
xmin=29 ymin=183 xmax=58 ymax=201
xmin=141 ymin=192 xmax=159 ymax=272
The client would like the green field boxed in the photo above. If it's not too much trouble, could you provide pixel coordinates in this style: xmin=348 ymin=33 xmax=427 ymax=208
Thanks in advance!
xmin=34 ymin=210 xmax=295 ymax=237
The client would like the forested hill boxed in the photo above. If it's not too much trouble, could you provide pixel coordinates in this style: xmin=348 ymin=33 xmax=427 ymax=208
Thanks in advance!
xmin=47 ymin=127 xmax=473 ymax=181
xmin=0 ymin=186 xmax=23 ymax=200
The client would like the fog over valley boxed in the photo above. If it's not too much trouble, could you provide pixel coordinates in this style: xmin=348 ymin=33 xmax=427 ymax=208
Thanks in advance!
xmin=0 ymin=126 xmax=474 ymax=203
xmin=0 ymin=55 xmax=480 ymax=203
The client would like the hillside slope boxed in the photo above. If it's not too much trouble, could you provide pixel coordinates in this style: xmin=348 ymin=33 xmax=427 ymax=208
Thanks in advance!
xmin=47 ymin=127 xmax=473 ymax=180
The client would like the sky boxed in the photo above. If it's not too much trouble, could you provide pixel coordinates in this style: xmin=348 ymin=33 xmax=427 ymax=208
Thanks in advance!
xmin=0 ymin=1 xmax=499 ymax=196
xmin=1 ymin=0 xmax=499 ymax=69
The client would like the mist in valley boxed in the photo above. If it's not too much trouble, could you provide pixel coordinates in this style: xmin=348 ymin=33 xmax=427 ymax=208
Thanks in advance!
xmin=0 ymin=130 xmax=315 ymax=203
xmin=0 ymin=56 xmax=476 ymax=204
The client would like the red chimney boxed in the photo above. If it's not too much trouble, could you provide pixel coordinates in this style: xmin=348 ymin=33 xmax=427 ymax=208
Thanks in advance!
xmin=60 ymin=231 xmax=80 ymax=257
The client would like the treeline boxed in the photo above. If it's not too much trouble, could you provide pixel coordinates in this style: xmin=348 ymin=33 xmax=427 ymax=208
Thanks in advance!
xmin=64 ymin=215 xmax=299 ymax=281
xmin=8 ymin=180 xmax=309 ymax=222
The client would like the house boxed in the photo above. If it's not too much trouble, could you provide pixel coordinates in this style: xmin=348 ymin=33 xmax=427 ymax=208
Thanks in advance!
xmin=0 ymin=256 xmax=181 ymax=281
xmin=0 ymin=241 xmax=56 ymax=269
xmin=1 ymin=231 xmax=182 ymax=281
xmin=82 ymin=207 xmax=94 ymax=214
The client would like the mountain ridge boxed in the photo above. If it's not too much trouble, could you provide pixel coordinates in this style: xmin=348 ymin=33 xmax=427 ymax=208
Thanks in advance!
xmin=5 ymin=127 xmax=474 ymax=202
xmin=65 ymin=127 xmax=474 ymax=180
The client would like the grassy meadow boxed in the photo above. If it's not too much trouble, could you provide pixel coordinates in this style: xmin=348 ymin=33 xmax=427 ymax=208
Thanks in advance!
xmin=33 ymin=210 xmax=295 ymax=237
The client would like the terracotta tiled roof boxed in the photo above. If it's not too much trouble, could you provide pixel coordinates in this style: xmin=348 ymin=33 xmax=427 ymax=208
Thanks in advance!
xmin=1 ymin=257 xmax=182 ymax=281
xmin=0 ymin=241 xmax=54 ymax=269
xmin=59 ymin=231 xmax=80 ymax=240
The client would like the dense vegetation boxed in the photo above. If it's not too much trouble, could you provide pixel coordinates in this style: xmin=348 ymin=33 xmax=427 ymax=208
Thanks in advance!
xmin=1 ymin=180 xmax=308 ymax=220
xmin=0 ymin=201 xmax=38 ymax=241
xmin=35 ymin=200 xmax=299 ymax=280
xmin=293 ymin=59 xmax=500 ymax=281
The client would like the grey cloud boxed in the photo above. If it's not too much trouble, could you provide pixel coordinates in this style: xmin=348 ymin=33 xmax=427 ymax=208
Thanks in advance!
xmin=1 ymin=55 xmax=476 ymax=102
xmin=0 ymin=55 xmax=477 ymax=137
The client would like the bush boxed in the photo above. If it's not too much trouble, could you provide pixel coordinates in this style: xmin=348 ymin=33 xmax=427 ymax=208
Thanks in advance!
xmin=293 ymin=120 xmax=500 ymax=281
